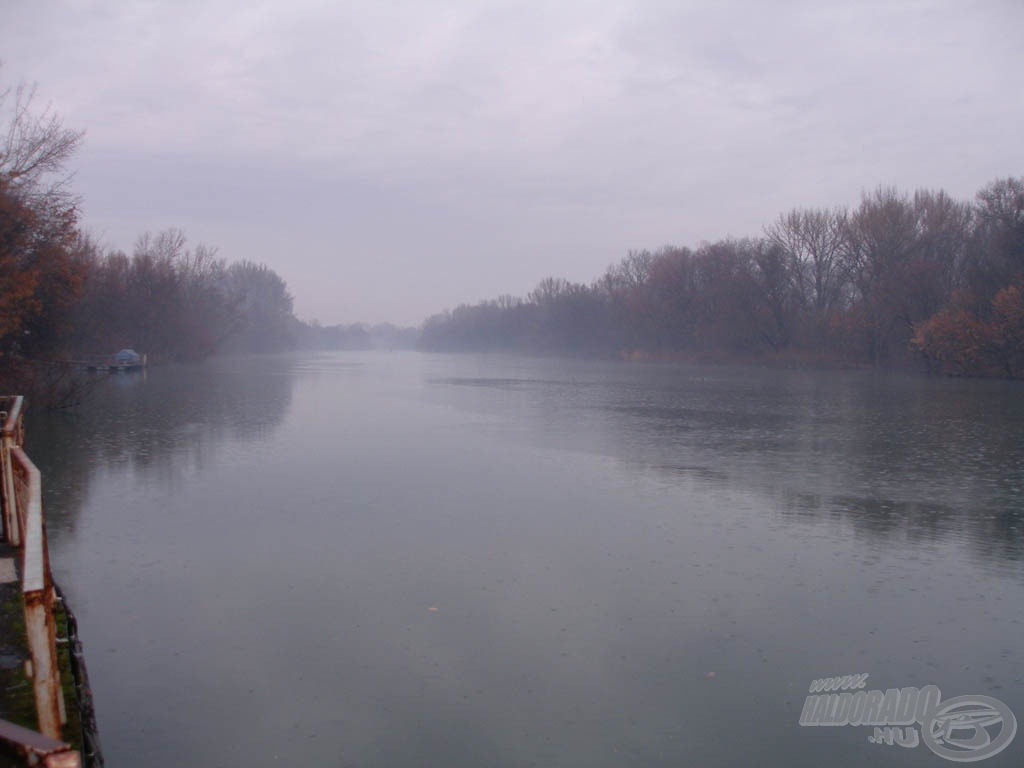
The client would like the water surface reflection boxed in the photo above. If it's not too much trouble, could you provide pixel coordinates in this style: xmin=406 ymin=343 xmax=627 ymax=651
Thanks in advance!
xmin=29 ymin=353 xmax=1024 ymax=767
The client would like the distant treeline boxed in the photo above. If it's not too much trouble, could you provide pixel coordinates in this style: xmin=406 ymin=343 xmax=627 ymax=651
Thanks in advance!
xmin=298 ymin=320 xmax=418 ymax=351
xmin=420 ymin=179 xmax=1024 ymax=378
xmin=70 ymin=231 xmax=417 ymax=359
xmin=1 ymin=77 xmax=416 ymax=398
xmin=67 ymin=230 xmax=298 ymax=359
xmin=0 ymin=209 xmax=380 ymax=366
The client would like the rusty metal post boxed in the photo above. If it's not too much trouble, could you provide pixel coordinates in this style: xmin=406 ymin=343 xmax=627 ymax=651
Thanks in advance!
xmin=0 ymin=396 xmax=23 ymax=546
xmin=0 ymin=432 xmax=17 ymax=545
xmin=12 ymin=444 xmax=64 ymax=740
xmin=24 ymin=587 xmax=63 ymax=739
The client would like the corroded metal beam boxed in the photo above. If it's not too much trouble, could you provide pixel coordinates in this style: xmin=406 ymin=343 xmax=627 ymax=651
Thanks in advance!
xmin=0 ymin=717 xmax=81 ymax=767
xmin=1 ymin=396 xmax=77 ymax=762
xmin=0 ymin=395 xmax=24 ymax=546
xmin=11 ymin=444 xmax=65 ymax=740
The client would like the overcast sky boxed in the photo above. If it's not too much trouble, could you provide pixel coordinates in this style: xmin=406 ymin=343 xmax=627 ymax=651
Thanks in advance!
xmin=2 ymin=1 xmax=1021 ymax=326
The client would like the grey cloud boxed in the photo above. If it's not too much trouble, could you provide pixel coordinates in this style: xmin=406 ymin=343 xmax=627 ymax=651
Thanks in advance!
xmin=2 ymin=0 xmax=1022 ymax=325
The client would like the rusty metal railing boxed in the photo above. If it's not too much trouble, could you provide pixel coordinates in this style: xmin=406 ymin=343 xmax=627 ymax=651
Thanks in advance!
xmin=1 ymin=395 xmax=81 ymax=767
xmin=1 ymin=395 xmax=25 ymax=547
xmin=0 ymin=719 xmax=80 ymax=767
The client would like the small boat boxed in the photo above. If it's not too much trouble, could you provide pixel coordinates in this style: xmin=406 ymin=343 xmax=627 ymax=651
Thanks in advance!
xmin=77 ymin=350 xmax=147 ymax=372
xmin=112 ymin=349 xmax=144 ymax=369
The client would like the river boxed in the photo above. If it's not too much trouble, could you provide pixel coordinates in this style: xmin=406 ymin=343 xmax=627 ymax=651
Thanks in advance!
xmin=24 ymin=352 xmax=1024 ymax=766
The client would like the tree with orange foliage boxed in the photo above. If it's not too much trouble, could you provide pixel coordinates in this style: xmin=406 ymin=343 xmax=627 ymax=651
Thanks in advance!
xmin=987 ymin=283 xmax=1024 ymax=378
xmin=0 ymin=182 xmax=40 ymax=345
xmin=913 ymin=284 xmax=1024 ymax=378
xmin=911 ymin=303 xmax=986 ymax=376
xmin=0 ymin=74 xmax=87 ymax=361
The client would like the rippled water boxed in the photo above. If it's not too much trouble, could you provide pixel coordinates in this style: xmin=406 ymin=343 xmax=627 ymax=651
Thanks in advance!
xmin=25 ymin=352 xmax=1024 ymax=766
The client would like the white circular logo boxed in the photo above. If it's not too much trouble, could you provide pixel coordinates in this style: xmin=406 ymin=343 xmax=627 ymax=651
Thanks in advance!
xmin=921 ymin=695 xmax=1017 ymax=762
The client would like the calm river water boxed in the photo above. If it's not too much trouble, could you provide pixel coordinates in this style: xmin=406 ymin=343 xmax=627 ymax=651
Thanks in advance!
xmin=24 ymin=352 xmax=1024 ymax=767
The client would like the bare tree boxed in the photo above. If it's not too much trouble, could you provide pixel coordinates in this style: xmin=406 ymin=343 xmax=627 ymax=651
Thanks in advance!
xmin=0 ymin=74 xmax=84 ymax=204
xmin=843 ymin=188 xmax=918 ymax=298
xmin=912 ymin=189 xmax=973 ymax=302
xmin=0 ymin=70 xmax=87 ymax=363
xmin=974 ymin=177 xmax=1024 ymax=282
xmin=601 ymin=249 xmax=654 ymax=295
xmin=765 ymin=207 xmax=849 ymax=316
xmin=528 ymin=276 xmax=572 ymax=305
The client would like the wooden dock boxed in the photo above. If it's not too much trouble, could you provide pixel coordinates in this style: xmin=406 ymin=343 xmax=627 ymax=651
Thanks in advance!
xmin=70 ymin=353 xmax=147 ymax=373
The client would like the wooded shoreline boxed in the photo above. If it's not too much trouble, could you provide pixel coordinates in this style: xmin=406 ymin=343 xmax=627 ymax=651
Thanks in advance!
xmin=419 ymin=179 xmax=1024 ymax=380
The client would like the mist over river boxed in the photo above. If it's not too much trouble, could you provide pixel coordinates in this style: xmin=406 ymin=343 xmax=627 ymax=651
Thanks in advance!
xmin=25 ymin=352 xmax=1024 ymax=767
